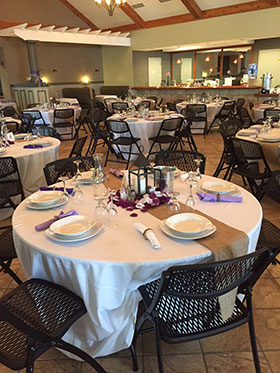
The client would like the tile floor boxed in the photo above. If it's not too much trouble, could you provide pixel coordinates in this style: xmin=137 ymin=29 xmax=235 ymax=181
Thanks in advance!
xmin=1 ymin=130 xmax=279 ymax=372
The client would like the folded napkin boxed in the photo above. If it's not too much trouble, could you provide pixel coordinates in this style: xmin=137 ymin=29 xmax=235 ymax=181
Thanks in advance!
xmin=196 ymin=192 xmax=242 ymax=203
xmin=40 ymin=186 xmax=74 ymax=195
xmin=109 ymin=168 xmax=124 ymax=178
xmin=35 ymin=210 xmax=79 ymax=231
xmin=23 ymin=144 xmax=43 ymax=149
xmin=134 ymin=223 xmax=160 ymax=249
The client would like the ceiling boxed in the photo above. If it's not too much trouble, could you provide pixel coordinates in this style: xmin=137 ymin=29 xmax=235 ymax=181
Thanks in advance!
xmin=59 ymin=0 xmax=280 ymax=32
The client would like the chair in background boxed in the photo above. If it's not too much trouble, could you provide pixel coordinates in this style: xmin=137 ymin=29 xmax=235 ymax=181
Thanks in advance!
xmin=111 ymin=101 xmax=129 ymax=113
xmin=137 ymin=100 xmax=151 ymax=110
xmin=185 ymin=104 xmax=207 ymax=137
xmin=155 ymin=150 xmax=206 ymax=173
xmin=104 ymin=98 xmax=117 ymax=115
xmin=213 ymin=119 xmax=242 ymax=179
xmin=0 ymin=279 xmax=107 ymax=373
xmin=19 ymin=113 xmax=35 ymax=132
xmin=264 ymin=170 xmax=280 ymax=203
xmin=74 ymin=108 xmax=90 ymax=138
xmin=0 ymin=186 xmax=22 ymax=285
xmin=147 ymin=117 xmax=183 ymax=160
xmin=166 ymin=99 xmax=183 ymax=112
xmin=21 ymin=110 xmax=46 ymax=126
xmin=130 ymin=248 xmax=277 ymax=373
xmin=147 ymin=96 xmax=158 ymax=106
xmin=43 ymin=156 xmax=94 ymax=185
xmin=220 ymin=96 xmax=229 ymax=100
xmin=53 ymin=108 xmax=75 ymax=139
xmin=3 ymin=106 xmax=18 ymax=118
xmin=237 ymin=107 xmax=254 ymax=128
xmin=234 ymin=98 xmax=245 ymax=117
xmin=207 ymin=100 xmax=235 ymax=133
xmin=264 ymin=108 xmax=280 ymax=122
xmin=177 ymin=107 xmax=198 ymax=152
xmin=0 ymin=157 xmax=25 ymax=210
xmin=68 ymin=136 xmax=87 ymax=157
xmin=26 ymin=103 xmax=40 ymax=108
xmin=5 ymin=121 xmax=19 ymax=133
xmin=230 ymin=138 xmax=272 ymax=200
xmin=86 ymin=107 xmax=111 ymax=155
xmin=104 ymin=119 xmax=143 ymax=169
xmin=256 ymin=219 xmax=280 ymax=265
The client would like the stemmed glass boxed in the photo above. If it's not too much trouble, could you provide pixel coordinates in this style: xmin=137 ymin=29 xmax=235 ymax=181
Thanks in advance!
xmin=93 ymin=182 xmax=109 ymax=222
xmin=185 ymin=171 xmax=198 ymax=207
xmin=194 ymin=158 xmax=203 ymax=186
xmin=107 ymin=190 xmax=118 ymax=228
xmin=71 ymin=184 xmax=84 ymax=206
xmin=72 ymin=160 xmax=83 ymax=184
xmin=168 ymin=192 xmax=180 ymax=212
xmin=58 ymin=176 xmax=72 ymax=201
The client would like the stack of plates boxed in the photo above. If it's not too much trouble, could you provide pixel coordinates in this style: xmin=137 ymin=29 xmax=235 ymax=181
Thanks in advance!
xmin=160 ymin=213 xmax=216 ymax=240
xmin=46 ymin=215 xmax=102 ymax=242
xmin=200 ymin=181 xmax=239 ymax=195
xmin=26 ymin=191 xmax=68 ymax=210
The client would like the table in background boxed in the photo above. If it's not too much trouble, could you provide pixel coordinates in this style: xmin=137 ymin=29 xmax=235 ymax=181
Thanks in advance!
xmin=59 ymin=98 xmax=79 ymax=105
xmin=0 ymin=137 xmax=60 ymax=219
xmin=12 ymin=175 xmax=262 ymax=358
xmin=252 ymin=104 xmax=280 ymax=121
xmin=0 ymin=99 xmax=17 ymax=111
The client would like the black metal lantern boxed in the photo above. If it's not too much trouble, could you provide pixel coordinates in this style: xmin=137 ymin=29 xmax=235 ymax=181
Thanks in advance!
xmin=128 ymin=154 xmax=157 ymax=196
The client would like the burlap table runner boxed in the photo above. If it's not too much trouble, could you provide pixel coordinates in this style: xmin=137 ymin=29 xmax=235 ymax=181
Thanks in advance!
xmin=148 ymin=202 xmax=249 ymax=320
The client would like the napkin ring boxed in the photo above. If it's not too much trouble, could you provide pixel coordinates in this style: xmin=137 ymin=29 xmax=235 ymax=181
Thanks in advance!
xmin=143 ymin=228 xmax=154 ymax=240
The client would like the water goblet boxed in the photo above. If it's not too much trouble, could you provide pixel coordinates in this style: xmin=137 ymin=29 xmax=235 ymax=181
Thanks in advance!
xmin=194 ymin=158 xmax=203 ymax=186
xmin=168 ymin=191 xmax=180 ymax=212
xmin=72 ymin=160 xmax=83 ymax=184
xmin=185 ymin=171 xmax=198 ymax=207
xmin=71 ymin=184 xmax=84 ymax=207
xmin=107 ymin=190 xmax=118 ymax=228
xmin=93 ymin=183 xmax=109 ymax=223
xmin=58 ymin=176 xmax=72 ymax=201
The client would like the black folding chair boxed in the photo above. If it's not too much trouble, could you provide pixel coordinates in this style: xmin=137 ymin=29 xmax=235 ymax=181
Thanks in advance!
xmin=53 ymin=108 xmax=75 ymax=139
xmin=68 ymin=136 xmax=87 ymax=157
xmin=147 ymin=117 xmax=183 ymax=160
xmin=264 ymin=170 xmax=280 ymax=203
xmin=147 ymin=96 xmax=158 ymax=106
xmin=3 ymin=106 xmax=18 ymax=118
xmin=74 ymin=108 xmax=90 ymax=138
xmin=155 ymin=150 xmax=206 ymax=173
xmin=130 ymin=248 xmax=278 ymax=373
xmin=104 ymin=119 xmax=143 ymax=169
xmin=175 ymin=108 xmax=198 ymax=152
xmin=22 ymin=110 xmax=46 ymax=126
xmin=43 ymin=156 xmax=94 ymax=185
xmin=207 ymin=100 xmax=235 ymax=133
xmin=111 ymin=101 xmax=129 ymax=113
xmin=185 ymin=104 xmax=207 ymax=137
xmin=0 ymin=279 xmax=107 ymax=372
xmin=264 ymin=109 xmax=280 ymax=122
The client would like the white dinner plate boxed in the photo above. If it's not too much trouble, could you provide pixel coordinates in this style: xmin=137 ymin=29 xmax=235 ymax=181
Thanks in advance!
xmin=160 ymin=220 xmax=216 ymax=240
xmin=201 ymin=181 xmax=238 ymax=195
xmin=26 ymin=195 xmax=68 ymax=210
xmin=14 ymin=133 xmax=27 ymax=140
xmin=33 ymin=139 xmax=53 ymax=147
xmin=165 ymin=213 xmax=213 ymax=235
xmin=28 ymin=191 xmax=63 ymax=205
xmin=46 ymin=222 xmax=103 ymax=243
xmin=238 ymin=129 xmax=257 ymax=137
xmin=0 ymin=149 xmax=7 ymax=155
xmin=257 ymin=136 xmax=280 ymax=142
xmin=49 ymin=215 xmax=96 ymax=238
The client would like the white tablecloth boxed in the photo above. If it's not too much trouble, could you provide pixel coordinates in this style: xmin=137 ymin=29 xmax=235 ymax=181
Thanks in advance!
xmin=59 ymin=98 xmax=79 ymax=105
xmin=252 ymin=104 xmax=280 ymax=121
xmin=12 ymin=175 xmax=262 ymax=358
xmin=0 ymin=99 xmax=17 ymax=111
xmin=0 ymin=137 xmax=60 ymax=219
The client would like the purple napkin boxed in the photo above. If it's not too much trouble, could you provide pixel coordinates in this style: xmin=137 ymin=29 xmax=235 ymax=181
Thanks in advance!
xmin=35 ymin=209 xmax=79 ymax=231
xmin=109 ymin=168 xmax=124 ymax=178
xmin=40 ymin=186 xmax=74 ymax=195
xmin=196 ymin=192 xmax=242 ymax=203
xmin=24 ymin=144 xmax=43 ymax=149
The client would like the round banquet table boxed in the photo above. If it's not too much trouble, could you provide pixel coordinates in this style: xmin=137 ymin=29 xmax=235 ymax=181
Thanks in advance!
xmin=252 ymin=104 xmax=280 ymax=121
xmin=236 ymin=128 xmax=280 ymax=171
xmin=0 ymin=137 xmax=60 ymax=219
xmin=12 ymin=175 xmax=262 ymax=358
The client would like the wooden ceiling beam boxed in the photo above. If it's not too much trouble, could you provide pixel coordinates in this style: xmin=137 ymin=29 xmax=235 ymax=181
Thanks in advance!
xmin=57 ymin=0 xmax=98 ymax=30
xmin=181 ymin=0 xmax=202 ymax=19
xmin=120 ymin=3 xmax=145 ymax=28
xmin=104 ymin=0 xmax=280 ymax=33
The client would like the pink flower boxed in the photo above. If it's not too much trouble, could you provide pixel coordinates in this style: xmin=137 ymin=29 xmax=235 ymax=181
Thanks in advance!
xmin=166 ymin=72 xmax=171 ymax=77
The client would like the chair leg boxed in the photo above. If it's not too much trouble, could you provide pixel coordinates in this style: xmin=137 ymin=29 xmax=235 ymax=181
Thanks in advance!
xmin=154 ymin=317 xmax=164 ymax=373
xmin=247 ymin=293 xmax=261 ymax=373
xmin=0 ymin=260 xmax=22 ymax=284
xmin=56 ymin=340 xmax=108 ymax=373
xmin=129 ymin=345 xmax=138 ymax=371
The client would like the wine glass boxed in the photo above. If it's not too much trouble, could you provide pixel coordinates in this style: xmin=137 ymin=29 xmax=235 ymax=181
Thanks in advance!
xmin=194 ymin=158 xmax=203 ymax=186
xmin=185 ymin=172 xmax=198 ymax=207
xmin=71 ymin=184 xmax=84 ymax=206
xmin=107 ymin=190 xmax=118 ymax=228
xmin=72 ymin=160 xmax=83 ymax=184
xmin=168 ymin=191 xmax=180 ymax=212
xmin=93 ymin=182 xmax=109 ymax=223
xmin=58 ymin=176 xmax=72 ymax=201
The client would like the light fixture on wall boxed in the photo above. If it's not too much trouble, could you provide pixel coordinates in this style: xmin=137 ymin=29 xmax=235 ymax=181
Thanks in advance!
xmin=41 ymin=76 xmax=49 ymax=84
xmin=209 ymin=68 xmax=213 ymax=73
xmin=233 ymin=59 xmax=238 ymax=64
xmin=239 ymin=54 xmax=244 ymax=59
xmin=81 ymin=76 xmax=90 ymax=85
xmin=176 ymin=58 xmax=182 ymax=64
xmin=205 ymin=56 xmax=210 ymax=62
xmin=94 ymin=0 xmax=127 ymax=16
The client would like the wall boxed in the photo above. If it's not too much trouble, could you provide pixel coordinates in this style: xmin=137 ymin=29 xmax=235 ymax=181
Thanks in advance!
xmin=102 ymin=46 xmax=133 ymax=87
xmin=133 ymin=51 xmax=170 ymax=86
xmin=0 ymin=0 xmax=88 ymax=28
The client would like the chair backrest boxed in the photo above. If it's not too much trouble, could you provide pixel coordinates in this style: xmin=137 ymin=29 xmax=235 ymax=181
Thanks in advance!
xmin=237 ymin=107 xmax=253 ymax=128
xmin=264 ymin=109 xmax=280 ymax=121
xmin=236 ymin=98 xmax=245 ymax=109
xmin=54 ymin=109 xmax=74 ymax=121
xmin=22 ymin=110 xmax=45 ymax=125
xmin=147 ymin=96 xmax=158 ymax=106
xmin=264 ymin=170 xmax=280 ymax=203
xmin=231 ymin=138 xmax=271 ymax=171
xmin=89 ymin=107 xmax=107 ymax=125
xmin=220 ymin=96 xmax=229 ymax=100
xmin=218 ymin=101 xmax=235 ymax=117
xmin=0 ymin=157 xmax=24 ymax=201
xmin=105 ymin=119 xmax=133 ymax=136
xmin=157 ymin=117 xmax=183 ymax=135
xmin=140 ymin=248 xmax=273 ymax=328
xmin=155 ymin=150 xmax=206 ymax=173
xmin=138 ymin=100 xmax=151 ymax=109
xmin=104 ymin=98 xmax=117 ymax=114
xmin=3 ymin=106 xmax=17 ymax=118
xmin=27 ymin=103 xmax=40 ymax=109
xmin=185 ymin=104 xmax=207 ymax=123
xmin=43 ymin=156 xmax=94 ymax=185
xmin=219 ymin=118 xmax=242 ymax=141
xmin=111 ymin=101 xmax=128 ymax=113
xmin=68 ymin=136 xmax=87 ymax=157
xmin=0 ymin=184 xmax=17 ymax=210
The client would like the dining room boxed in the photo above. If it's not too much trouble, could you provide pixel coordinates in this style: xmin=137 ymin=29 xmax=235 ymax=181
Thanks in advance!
xmin=0 ymin=1 xmax=280 ymax=373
